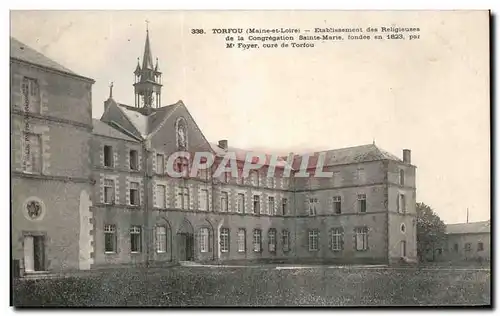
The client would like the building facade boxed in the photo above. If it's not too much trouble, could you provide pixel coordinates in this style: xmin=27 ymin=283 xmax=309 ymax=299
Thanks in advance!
xmin=10 ymin=37 xmax=95 ymax=276
xmin=11 ymin=32 xmax=417 ymax=275
xmin=440 ymin=221 xmax=491 ymax=262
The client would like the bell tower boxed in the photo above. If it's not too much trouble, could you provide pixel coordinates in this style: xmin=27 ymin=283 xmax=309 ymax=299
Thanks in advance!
xmin=133 ymin=22 xmax=162 ymax=108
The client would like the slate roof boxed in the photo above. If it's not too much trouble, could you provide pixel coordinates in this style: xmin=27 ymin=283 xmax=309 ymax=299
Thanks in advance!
xmin=210 ymin=143 xmax=292 ymax=168
xmin=116 ymin=103 xmax=178 ymax=137
xmin=291 ymin=144 xmax=403 ymax=169
xmin=92 ymin=119 xmax=138 ymax=142
xmin=10 ymin=37 xmax=92 ymax=81
xmin=446 ymin=221 xmax=491 ymax=235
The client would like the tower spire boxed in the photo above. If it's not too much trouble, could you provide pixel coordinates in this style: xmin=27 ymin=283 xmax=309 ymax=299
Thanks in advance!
xmin=133 ymin=24 xmax=162 ymax=109
xmin=142 ymin=21 xmax=154 ymax=71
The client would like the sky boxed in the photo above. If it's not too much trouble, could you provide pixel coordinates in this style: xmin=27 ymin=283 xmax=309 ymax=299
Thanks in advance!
xmin=10 ymin=10 xmax=490 ymax=224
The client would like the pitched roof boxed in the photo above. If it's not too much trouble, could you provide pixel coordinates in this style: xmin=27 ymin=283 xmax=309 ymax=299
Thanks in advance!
xmin=116 ymin=103 xmax=178 ymax=137
xmin=446 ymin=221 xmax=491 ymax=235
xmin=92 ymin=119 xmax=139 ymax=142
xmin=10 ymin=37 xmax=92 ymax=81
xmin=292 ymin=144 xmax=402 ymax=169
xmin=210 ymin=143 xmax=292 ymax=168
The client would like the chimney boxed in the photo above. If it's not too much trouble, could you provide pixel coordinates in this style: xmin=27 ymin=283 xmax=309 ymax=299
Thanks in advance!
xmin=403 ymin=149 xmax=411 ymax=164
xmin=218 ymin=140 xmax=228 ymax=150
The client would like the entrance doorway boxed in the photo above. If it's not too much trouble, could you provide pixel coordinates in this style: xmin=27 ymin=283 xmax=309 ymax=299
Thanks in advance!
xmin=177 ymin=219 xmax=195 ymax=261
xmin=23 ymin=235 xmax=45 ymax=272
xmin=400 ymin=240 xmax=407 ymax=257
xmin=178 ymin=233 xmax=194 ymax=261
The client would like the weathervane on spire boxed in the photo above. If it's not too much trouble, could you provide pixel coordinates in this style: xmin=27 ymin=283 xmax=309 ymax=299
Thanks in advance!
xmin=145 ymin=19 xmax=150 ymax=32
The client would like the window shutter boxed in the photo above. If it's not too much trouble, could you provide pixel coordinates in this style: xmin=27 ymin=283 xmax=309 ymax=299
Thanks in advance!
xmin=353 ymin=228 xmax=357 ymax=250
xmin=328 ymin=229 xmax=332 ymax=250
xmin=12 ymin=74 xmax=24 ymax=111
xmin=396 ymin=194 xmax=400 ymax=212
xmin=366 ymin=227 xmax=369 ymax=250
xmin=207 ymin=228 xmax=212 ymax=253
xmin=39 ymin=80 xmax=48 ymax=114
xmin=227 ymin=229 xmax=230 ymax=253
xmin=341 ymin=228 xmax=345 ymax=250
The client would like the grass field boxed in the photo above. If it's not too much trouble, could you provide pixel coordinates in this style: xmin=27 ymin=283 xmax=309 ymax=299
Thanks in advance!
xmin=12 ymin=265 xmax=491 ymax=307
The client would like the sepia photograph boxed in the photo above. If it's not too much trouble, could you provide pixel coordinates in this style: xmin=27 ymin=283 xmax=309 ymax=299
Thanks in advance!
xmin=9 ymin=10 xmax=490 ymax=307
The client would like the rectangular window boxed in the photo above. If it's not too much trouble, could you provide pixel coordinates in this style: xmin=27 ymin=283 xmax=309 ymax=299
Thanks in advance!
xmin=268 ymin=229 xmax=277 ymax=253
xmin=282 ymin=198 xmax=288 ymax=216
xmin=156 ymin=226 xmax=167 ymax=253
xmin=358 ymin=194 xmax=367 ymax=213
xmin=156 ymin=184 xmax=166 ymax=208
xmin=238 ymin=170 xmax=245 ymax=185
xmin=478 ymin=242 xmax=484 ymax=251
xmin=268 ymin=196 xmax=275 ymax=216
xmin=130 ymin=182 xmax=140 ymax=206
xmin=21 ymin=77 xmax=40 ymax=113
xmin=104 ymin=179 xmax=115 ymax=204
xmin=23 ymin=133 xmax=42 ymax=173
xmin=453 ymin=243 xmax=459 ymax=252
xmin=357 ymin=168 xmax=366 ymax=183
xmin=199 ymin=169 xmax=208 ymax=181
xmin=237 ymin=193 xmax=245 ymax=213
xmin=104 ymin=145 xmax=113 ymax=167
xmin=465 ymin=243 xmax=472 ymax=252
xmin=309 ymin=198 xmax=318 ymax=216
xmin=221 ymin=191 xmax=229 ymax=212
xmin=130 ymin=226 xmax=141 ymax=253
xmin=250 ymin=171 xmax=259 ymax=187
xmin=175 ymin=158 xmax=189 ymax=177
xmin=333 ymin=196 xmax=341 ymax=214
xmin=180 ymin=187 xmax=189 ymax=209
xmin=268 ymin=176 xmax=275 ymax=188
xmin=156 ymin=154 xmax=164 ymax=174
xmin=237 ymin=229 xmax=246 ymax=253
xmin=333 ymin=171 xmax=341 ymax=187
xmin=331 ymin=228 xmax=342 ymax=251
xmin=282 ymin=177 xmax=289 ymax=188
xmin=308 ymin=230 xmax=319 ymax=251
xmin=199 ymin=227 xmax=209 ymax=253
xmin=129 ymin=150 xmax=139 ymax=170
xmin=199 ymin=189 xmax=208 ymax=211
xmin=253 ymin=195 xmax=260 ymax=214
xmin=355 ymin=227 xmax=368 ymax=251
xmin=220 ymin=228 xmax=229 ymax=253
xmin=223 ymin=172 xmax=230 ymax=183
xmin=253 ymin=229 xmax=262 ymax=252
xmin=104 ymin=224 xmax=116 ymax=253
xmin=282 ymin=230 xmax=290 ymax=252
xmin=400 ymin=169 xmax=405 ymax=186
xmin=398 ymin=194 xmax=406 ymax=213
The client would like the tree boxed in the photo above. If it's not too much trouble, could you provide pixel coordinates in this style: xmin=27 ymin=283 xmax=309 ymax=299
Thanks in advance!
xmin=416 ymin=202 xmax=446 ymax=262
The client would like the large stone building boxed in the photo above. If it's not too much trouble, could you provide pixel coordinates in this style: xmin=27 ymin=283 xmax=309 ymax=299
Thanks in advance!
xmin=10 ymin=37 xmax=95 ymax=275
xmin=11 ymin=31 xmax=417 ymax=276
